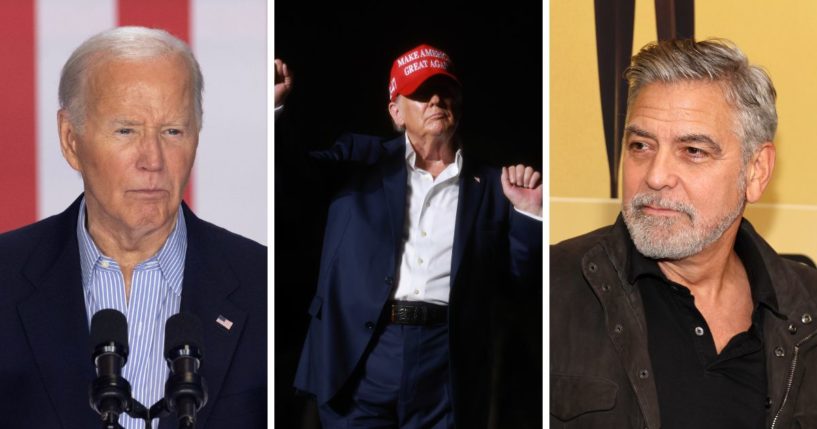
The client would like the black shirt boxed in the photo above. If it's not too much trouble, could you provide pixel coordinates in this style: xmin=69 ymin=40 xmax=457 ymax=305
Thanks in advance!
xmin=628 ymin=232 xmax=780 ymax=429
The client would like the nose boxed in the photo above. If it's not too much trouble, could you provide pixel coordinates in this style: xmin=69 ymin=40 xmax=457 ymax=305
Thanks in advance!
xmin=643 ymin=150 xmax=678 ymax=190
xmin=427 ymin=93 xmax=449 ymax=110
xmin=136 ymin=131 xmax=164 ymax=171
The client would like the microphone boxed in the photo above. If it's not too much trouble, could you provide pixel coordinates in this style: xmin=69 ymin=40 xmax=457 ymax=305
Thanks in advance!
xmin=151 ymin=312 xmax=208 ymax=428
xmin=88 ymin=309 xmax=132 ymax=429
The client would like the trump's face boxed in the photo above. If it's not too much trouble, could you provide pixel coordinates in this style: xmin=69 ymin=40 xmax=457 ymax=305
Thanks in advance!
xmin=389 ymin=76 xmax=460 ymax=142
xmin=59 ymin=54 xmax=198 ymax=238
xmin=621 ymin=81 xmax=748 ymax=260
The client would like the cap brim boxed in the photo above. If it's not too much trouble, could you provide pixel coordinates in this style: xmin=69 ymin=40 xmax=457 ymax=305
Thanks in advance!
xmin=394 ymin=70 xmax=460 ymax=101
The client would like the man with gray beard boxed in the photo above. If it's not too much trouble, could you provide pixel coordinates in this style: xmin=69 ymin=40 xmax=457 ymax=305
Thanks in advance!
xmin=551 ymin=38 xmax=817 ymax=429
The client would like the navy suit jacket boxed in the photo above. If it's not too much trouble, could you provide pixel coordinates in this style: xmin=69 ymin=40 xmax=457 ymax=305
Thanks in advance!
xmin=294 ymin=134 xmax=542 ymax=427
xmin=0 ymin=196 xmax=267 ymax=428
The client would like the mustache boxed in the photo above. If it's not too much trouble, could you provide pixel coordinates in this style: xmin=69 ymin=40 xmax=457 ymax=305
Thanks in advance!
xmin=629 ymin=193 xmax=696 ymax=219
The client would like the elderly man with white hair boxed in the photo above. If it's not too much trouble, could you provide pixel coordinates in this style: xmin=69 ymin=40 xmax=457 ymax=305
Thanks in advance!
xmin=0 ymin=27 xmax=266 ymax=428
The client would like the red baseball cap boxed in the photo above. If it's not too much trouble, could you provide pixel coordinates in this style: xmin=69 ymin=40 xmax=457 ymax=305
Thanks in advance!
xmin=388 ymin=44 xmax=460 ymax=101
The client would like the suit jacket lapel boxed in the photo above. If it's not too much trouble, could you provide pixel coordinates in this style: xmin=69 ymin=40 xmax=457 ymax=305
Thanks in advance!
xmin=380 ymin=137 xmax=408 ymax=272
xmin=17 ymin=198 xmax=99 ymax=428
xmin=167 ymin=205 xmax=247 ymax=429
xmin=451 ymin=160 xmax=485 ymax=289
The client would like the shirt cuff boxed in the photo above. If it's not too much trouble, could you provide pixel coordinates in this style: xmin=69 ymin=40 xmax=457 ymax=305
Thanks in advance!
xmin=514 ymin=206 xmax=543 ymax=222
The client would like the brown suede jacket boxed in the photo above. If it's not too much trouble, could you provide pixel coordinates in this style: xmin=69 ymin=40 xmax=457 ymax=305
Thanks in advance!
xmin=551 ymin=216 xmax=817 ymax=429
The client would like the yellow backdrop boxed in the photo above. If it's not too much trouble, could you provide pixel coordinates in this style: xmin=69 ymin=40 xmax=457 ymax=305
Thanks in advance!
xmin=551 ymin=1 xmax=817 ymax=262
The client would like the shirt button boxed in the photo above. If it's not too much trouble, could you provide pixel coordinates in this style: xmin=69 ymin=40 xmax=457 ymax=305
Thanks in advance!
xmin=417 ymin=257 xmax=423 ymax=265
xmin=365 ymin=321 xmax=375 ymax=330
xmin=414 ymin=289 xmax=420 ymax=295
xmin=100 ymin=260 xmax=110 ymax=268
xmin=694 ymin=326 xmax=704 ymax=336
xmin=426 ymin=202 xmax=431 ymax=208
xmin=421 ymin=231 xmax=427 ymax=237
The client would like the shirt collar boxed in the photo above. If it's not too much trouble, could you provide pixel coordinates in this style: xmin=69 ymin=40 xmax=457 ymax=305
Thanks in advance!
xmin=404 ymin=133 xmax=463 ymax=173
xmin=77 ymin=197 xmax=187 ymax=297
xmin=624 ymin=221 xmax=780 ymax=314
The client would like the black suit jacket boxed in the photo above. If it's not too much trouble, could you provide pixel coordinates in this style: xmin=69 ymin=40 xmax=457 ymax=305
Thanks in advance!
xmin=0 ymin=196 xmax=267 ymax=428
xmin=293 ymin=134 xmax=542 ymax=428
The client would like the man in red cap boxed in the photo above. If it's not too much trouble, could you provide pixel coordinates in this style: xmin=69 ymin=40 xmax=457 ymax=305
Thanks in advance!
xmin=277 ymin=44 xmax=542 ymax=428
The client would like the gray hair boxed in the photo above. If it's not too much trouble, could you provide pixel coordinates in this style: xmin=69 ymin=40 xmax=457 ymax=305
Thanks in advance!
xmin=58 ymin=26 xmax=204 ymax=131
xmin=625 ymin=38 xmax=777 ymax=163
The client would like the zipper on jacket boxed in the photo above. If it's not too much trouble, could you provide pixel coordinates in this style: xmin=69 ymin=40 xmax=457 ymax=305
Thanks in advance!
xmin=770 ymin=347 xmax=798 ymax=429
xmin=771 ymin=330 xmax=817 ymax=428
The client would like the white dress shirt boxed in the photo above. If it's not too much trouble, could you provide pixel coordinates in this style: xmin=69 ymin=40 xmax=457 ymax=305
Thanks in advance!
xmin=393 ymin=135 xmax=462 ymax=305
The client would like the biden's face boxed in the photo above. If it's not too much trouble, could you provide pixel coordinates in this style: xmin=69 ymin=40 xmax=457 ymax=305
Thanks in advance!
xmin=60 ymin=54 xmax=198 ymax=237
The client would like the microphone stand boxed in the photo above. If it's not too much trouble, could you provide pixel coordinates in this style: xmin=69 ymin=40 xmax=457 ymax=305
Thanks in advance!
xmin=149 ymin=399 xmax=194 ymax=429
xmin=100 ymin=415 xmax=124 ymax=429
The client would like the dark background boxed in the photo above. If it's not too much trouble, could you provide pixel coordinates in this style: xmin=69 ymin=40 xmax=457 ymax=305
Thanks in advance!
xmin=274 ymin=1 xmax=543 ymax=427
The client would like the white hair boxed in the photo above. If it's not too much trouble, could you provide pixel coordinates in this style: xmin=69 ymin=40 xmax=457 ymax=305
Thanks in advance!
xmin=58 ymin=26 xmax=204 ymax=131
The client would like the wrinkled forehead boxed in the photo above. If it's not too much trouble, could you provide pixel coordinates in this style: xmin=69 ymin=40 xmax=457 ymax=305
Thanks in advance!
xmin=86 ymin=55 xmax=191 ymax=97
xmin=627 ymin=81 xmax=739 ymax=127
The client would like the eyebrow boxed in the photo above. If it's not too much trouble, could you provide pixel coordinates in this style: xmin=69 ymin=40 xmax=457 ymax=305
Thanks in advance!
xmin=625 ymin=125 xmax=723 ymax=155
xmin=624 ymin=125 xmax=657 ymax=140
xmin=110 ymin=119 xmax=190 ymax=127
xmin=676 ymin=133 xmax=719 ymax=145
xmin=111 ymin=119 xmax=143 ymax=127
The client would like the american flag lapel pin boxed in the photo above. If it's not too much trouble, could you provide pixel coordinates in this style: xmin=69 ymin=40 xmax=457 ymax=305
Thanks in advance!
xmin=216 ymin=315 xmax=234 ymax=331
xmin=474 ymin=176 xmax=481 ymax=184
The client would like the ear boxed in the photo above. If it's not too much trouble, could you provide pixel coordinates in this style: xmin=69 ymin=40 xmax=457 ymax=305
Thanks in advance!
xmin=744 ymin=142 xmax=775 ymax=203
xmin=58 ymin=109 xmax=82 ymax=172
xmin=388 ymin=98 xmax=404 ymax=128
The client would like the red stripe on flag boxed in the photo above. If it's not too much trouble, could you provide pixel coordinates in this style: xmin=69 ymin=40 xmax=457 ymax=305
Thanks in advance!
xmin=118 ymin=0 xmax=195 ymax=208
xmin=0 ymin=3 xmax=37 ymax=233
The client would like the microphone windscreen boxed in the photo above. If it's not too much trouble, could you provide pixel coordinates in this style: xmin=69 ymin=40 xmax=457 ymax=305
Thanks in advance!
xmin=89 ymin=308 xmax=128 ymax=355
xmin=164 ymin=312 xmax=204 ymax=356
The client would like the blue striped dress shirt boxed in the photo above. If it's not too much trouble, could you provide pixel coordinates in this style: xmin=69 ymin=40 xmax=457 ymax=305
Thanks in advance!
xmin=78 ymin=198 xmax=186 ymax=429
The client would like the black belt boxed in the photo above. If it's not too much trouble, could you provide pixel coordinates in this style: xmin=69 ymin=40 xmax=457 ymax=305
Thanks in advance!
xmin=389 ymin=301 xmax=448 ymax=325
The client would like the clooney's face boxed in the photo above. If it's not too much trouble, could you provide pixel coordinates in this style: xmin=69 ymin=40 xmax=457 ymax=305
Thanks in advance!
xmin=621 ymin=81 xmax=747 ymax=259
xmin=60 ymin=54 xmax=198 ymax=237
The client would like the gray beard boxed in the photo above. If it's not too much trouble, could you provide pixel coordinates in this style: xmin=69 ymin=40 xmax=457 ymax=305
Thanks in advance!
xmin=622 ymin=191 xmax=746 ymax=260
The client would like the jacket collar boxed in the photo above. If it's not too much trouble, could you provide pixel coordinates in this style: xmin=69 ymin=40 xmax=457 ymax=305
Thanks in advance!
xmin=622 ymin=217 xmax=781 ymax=316
xmin=14 ymin=195 xmax=249 ymax=429
xmin=17 ymin=195 xmax=99 ymax=427
xmin=164 ymin=203 xmax=248 ymax=428
xmin=451 ymin=154 xmax=485 ymax=288
xmin=601 ymin=214 xmax=808 ymax=319
xmin=380 ymin=135 xmax=409 ymax=273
